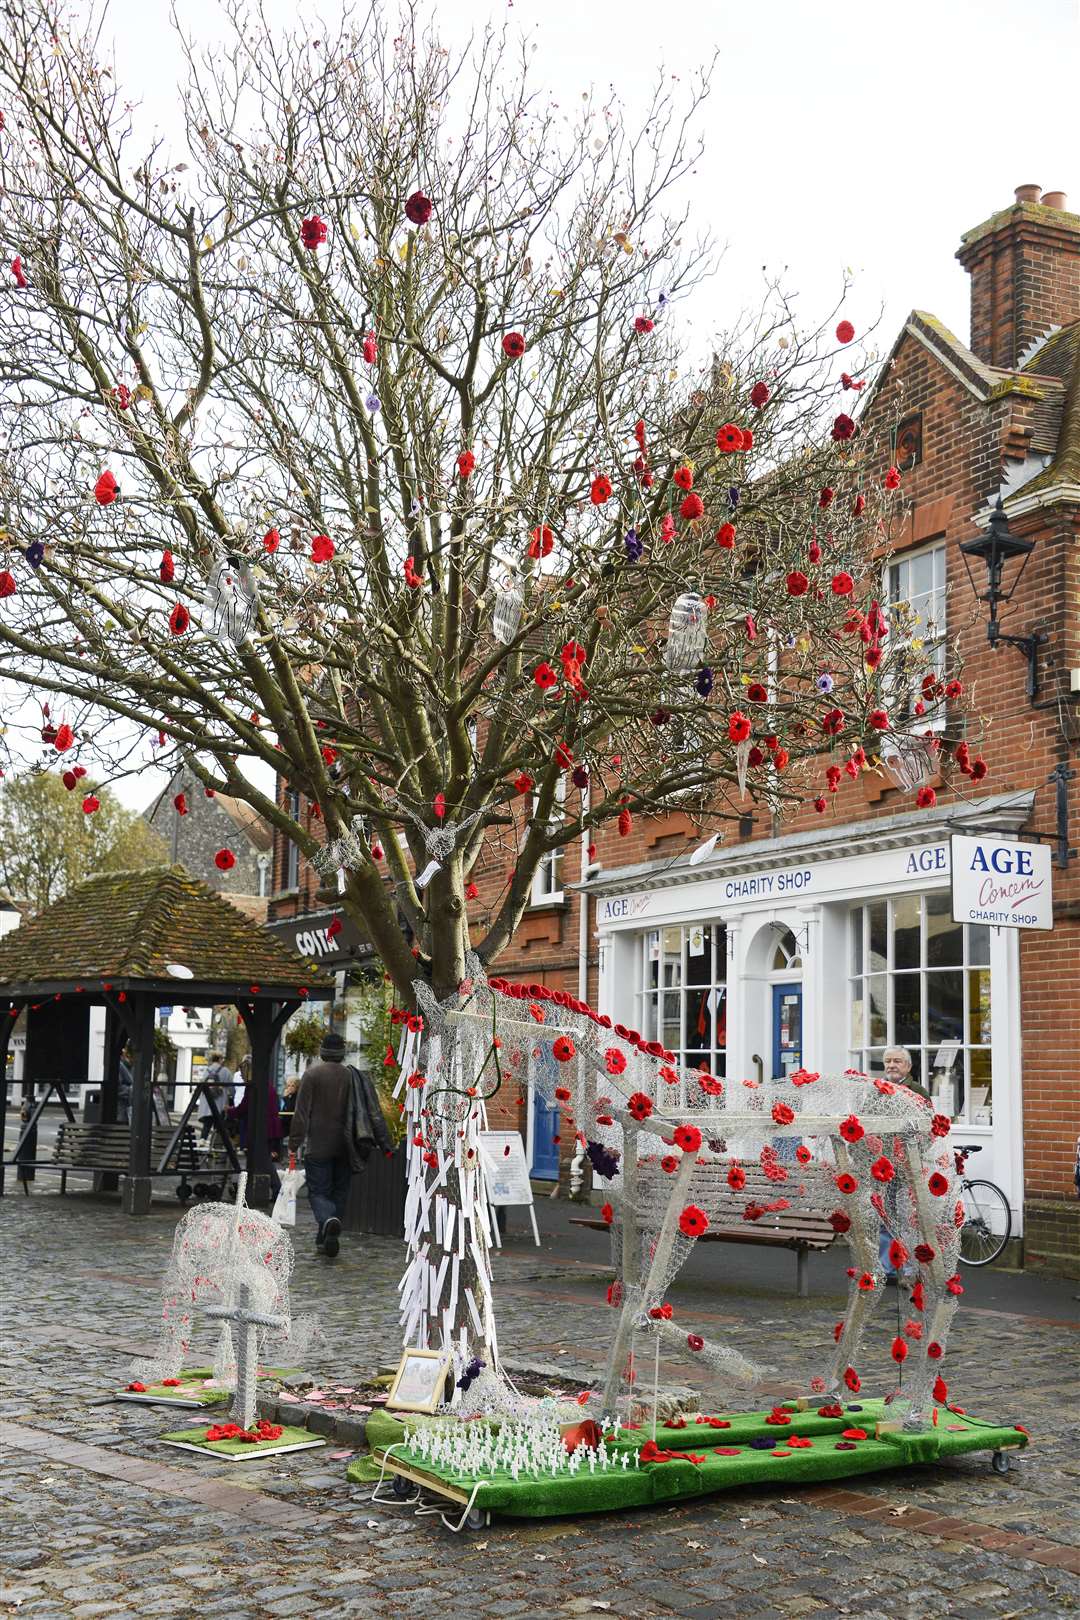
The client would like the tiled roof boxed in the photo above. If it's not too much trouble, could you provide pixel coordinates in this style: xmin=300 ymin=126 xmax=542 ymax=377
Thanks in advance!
xmin=0 ymin=866 xmax=332 ymax=992
xmin=1017 ymin=321 xmax=1080 ymax=499
xmin=217 ymin=792 xmax=274 ymax=852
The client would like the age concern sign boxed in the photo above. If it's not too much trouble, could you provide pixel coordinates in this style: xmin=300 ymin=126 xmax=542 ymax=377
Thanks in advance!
xmin=950 ymin=835 xmax=1053 ymax=930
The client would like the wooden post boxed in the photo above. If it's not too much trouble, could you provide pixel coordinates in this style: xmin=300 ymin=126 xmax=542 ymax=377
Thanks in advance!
xmin=121 ymin=996 xmax=155 ymax=1215
xmin=0 ymin=1000 xmax=18 ymax=1197
xmin=236 ymin=999 xmax=295 ymax=1209
xmin=96 ymin=1003 xmax=125 ymax=1194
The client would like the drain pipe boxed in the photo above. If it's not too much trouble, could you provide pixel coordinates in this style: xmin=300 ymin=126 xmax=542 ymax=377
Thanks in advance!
xmin=570 ymin=807 xmax=593 ymax=1199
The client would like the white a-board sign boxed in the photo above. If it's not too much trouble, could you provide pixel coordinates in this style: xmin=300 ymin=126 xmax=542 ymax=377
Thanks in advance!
xmin=478 ymin=1130 xmax=540 ymax=1246
xmin=950 ymin=835 xmax=1053 ymax=930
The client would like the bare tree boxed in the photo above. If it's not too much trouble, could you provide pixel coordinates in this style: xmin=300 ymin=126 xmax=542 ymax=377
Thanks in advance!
xmin=0 ymin=0 xmax=956 ymax=1012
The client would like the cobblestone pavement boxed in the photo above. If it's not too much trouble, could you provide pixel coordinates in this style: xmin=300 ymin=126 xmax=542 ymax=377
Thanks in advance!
xmin=1 ymin=1185 xmax=1078 ymax=1620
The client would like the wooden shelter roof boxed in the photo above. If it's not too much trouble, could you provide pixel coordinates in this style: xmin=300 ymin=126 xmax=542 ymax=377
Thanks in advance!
xmin=0 ymin=865 xmax=332 ymax=999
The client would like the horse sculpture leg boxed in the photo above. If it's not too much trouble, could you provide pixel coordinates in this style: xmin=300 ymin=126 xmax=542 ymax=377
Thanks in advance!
xmin=825 ymin=1137 xmax=886 ymax=1399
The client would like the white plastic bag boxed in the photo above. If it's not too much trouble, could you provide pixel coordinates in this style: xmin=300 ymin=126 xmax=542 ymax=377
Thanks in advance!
xmin=272 ymin=1165 xmax=303 ymax=1227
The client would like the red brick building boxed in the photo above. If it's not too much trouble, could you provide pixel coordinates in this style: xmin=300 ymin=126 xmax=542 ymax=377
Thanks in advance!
xmin=269 ymin=185 xmax=1079 ymax=1273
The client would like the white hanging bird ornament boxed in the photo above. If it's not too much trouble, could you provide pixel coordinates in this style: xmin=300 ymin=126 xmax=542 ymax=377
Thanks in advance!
xmin=665 ymin=591 xmax=708 ymax=672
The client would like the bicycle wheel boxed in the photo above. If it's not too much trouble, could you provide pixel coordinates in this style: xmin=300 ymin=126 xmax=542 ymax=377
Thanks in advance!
xmin=959 ymin=1179 xmax=1011 ymax=1266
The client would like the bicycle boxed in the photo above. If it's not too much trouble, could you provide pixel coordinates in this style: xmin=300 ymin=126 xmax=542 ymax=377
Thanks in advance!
xmin=955 ymin=1144 xmax=1011 ymax=1266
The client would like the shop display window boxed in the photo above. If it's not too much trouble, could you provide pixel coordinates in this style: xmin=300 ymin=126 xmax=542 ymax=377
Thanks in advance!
xmin=638 ymin=924 xmax=728 ymax=1086
xmin=848 ymin=894 xmax=992 ymax=1124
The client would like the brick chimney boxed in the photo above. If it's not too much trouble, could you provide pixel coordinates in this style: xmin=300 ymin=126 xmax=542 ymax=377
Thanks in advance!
xmin=956 ymin=186 xmax=1080 ymax=368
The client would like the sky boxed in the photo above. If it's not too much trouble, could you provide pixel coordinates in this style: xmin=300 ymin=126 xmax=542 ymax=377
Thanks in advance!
xmin=9 ymin=0 xmax=1080 ymax=810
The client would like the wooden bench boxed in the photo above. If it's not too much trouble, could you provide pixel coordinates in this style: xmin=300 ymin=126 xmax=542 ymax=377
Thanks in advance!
xmin=570 ymin=1168 xmax=839 ymax=1298
xmin=48 ymin=1122 xmax=230 ymax=1199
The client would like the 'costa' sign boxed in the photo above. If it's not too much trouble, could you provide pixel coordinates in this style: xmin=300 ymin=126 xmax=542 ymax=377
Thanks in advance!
xmin=950 ymin=835 xmax=1052 ymax=930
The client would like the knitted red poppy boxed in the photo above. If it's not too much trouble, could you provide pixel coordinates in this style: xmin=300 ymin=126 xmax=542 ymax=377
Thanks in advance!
xmin=502 ymin=331 xmax=526 ymax=359
xmin=214 ymin=849 xmax=236 ymax=871
xmin=786 ymin=570 xmax=809 ymax=596
xmin=311 ymin=534 xmax=334 ymax=563
xmin=456 ymin=451 xmax=475 ymax=479
xmin=679 ymin=493 xmax=704 ymax=521
xmin=838 ymin=1114 xmax=864 ymax=1143
xmin=169 ymin=602 xmax=189 ymax=636
xmin=928 ymin=1172 xmax=949 ymax=1196
xmin=0 ymin=571 xmax=15 ymax=598
xmin=728 ymin=711 xmax=751 ymax=743
xmin=94 ymin=470 xmax=119 ymax=505
xmin=552 ymin=1036 xmax=575 ymax=1063
xmin=750 ymin=381 xmax=770 ymax=408
xmin=715 ymin=423 xmax=743 ymax=452
xmin=727 ymin=1164 xmax=746 ymax=1191
xmin=528 ymin=525 xmax=554 ymax=558
xmin=715 ymin=522 xmax=736 ymax=548
xmin=627 ymin=1091 xmax=653 ymax=1121
xmin=836 ymin=320 xmax=855 ymax=343
xmin=404 ymin=192 xmax=432 ymax=225
xmin=678 ymin=1204 xmax=709 ymax=1238
xmin=870 ymin=1155 xmax=895 ymax=1183
xmin=835 ymin=1173 xmax=858 ymax=1195
xmin=590 ymin=475 xmax=612 ymax=505
xmin=673 ymin=1124 xmax=702 ymax=1155
xmin=771 ymin=1102 xmax=795 ymax=1126
xmin=300 ymin=215 xmax=328 ymax=250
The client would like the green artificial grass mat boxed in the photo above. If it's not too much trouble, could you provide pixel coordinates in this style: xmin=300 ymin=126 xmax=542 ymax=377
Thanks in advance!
xmin=349 ymin=1399 xmax=1028 ymax=1518
xmin=160 ymin=1423 xmax=317 ymax=1457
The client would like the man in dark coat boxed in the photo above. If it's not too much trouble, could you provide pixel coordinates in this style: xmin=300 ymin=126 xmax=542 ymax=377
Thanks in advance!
xmin=288 ymin=1030 xmax=391 ymax=1257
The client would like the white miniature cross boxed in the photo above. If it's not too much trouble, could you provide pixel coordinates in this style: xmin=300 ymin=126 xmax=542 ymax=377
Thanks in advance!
xmin=204 ymin=1282 xmax=286 ymax=1431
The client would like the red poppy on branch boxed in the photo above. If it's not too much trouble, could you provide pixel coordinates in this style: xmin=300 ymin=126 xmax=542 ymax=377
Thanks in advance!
xmin=678 ymin=1204 xmax=709 ymax=1238
xmin=94 ymin=470 xmax=119 ymax=505
xmin=169 ymin=602 xmax=189 ymax=636
xmin=627 ymin=1091 xmax=653 ymax=1121
xmin=679 ymin=493 xmax=704 ymax=521
xmin=502 ymin=331 xmax=526 ymax=359
xmin=404 ymin=191 xmax=433 ymax=225
xmin=715 ymin=423 xmax=743 ymax=453
xmin=300 ymin=215 xmax=328 ymax=250
xmin=590 ymin=475 xmax=612 ymax=504
xmin=214 ymin=848 xmax=236 ymax=871
xmin=673 ymin=1124 xmax=702 ymax=1154
xmin=311 ymin=533 xmax=334 ymax=563
xmin=552 ymin=1036 xmax=575 ymax=1062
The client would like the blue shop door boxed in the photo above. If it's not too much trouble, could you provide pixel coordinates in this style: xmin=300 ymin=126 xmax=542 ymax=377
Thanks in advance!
xmin=772 ymin=983 xmax=803 ymax=1080
xmin=530 ymin=1086 xmax=560 ymax=1180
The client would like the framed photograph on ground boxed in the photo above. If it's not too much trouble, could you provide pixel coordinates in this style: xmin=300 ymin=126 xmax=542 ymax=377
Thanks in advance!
xmin=387 ymin=1348 xmax=451 ymax=1413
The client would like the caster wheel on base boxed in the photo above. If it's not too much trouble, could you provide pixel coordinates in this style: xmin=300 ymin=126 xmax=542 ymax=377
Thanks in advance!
xmin=391 ymin=1474 xmax=413 ymax=1499
xmin=991 ymin=1450 xmax=1010 ymax=1475
xmin=464 ymin=1507 xmax=489 ymax=1532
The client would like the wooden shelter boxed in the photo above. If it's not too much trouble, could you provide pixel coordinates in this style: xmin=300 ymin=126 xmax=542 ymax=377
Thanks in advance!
xmin=0 ymin=865 xmax=332 ymax=1212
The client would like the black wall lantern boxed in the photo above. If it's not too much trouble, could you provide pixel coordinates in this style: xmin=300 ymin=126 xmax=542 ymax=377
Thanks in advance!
xmin=960 ymin=498 xmax=1046 ymax=701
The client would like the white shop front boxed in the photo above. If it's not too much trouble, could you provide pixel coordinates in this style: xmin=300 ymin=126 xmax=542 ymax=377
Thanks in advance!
xmin=587 ymin=792 xmax=1034 ymax=1234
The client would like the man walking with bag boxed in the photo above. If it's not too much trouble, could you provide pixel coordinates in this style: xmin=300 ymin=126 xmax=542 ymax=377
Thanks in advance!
xmin=288 ymin=1029 xmax=392 ymax=1257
